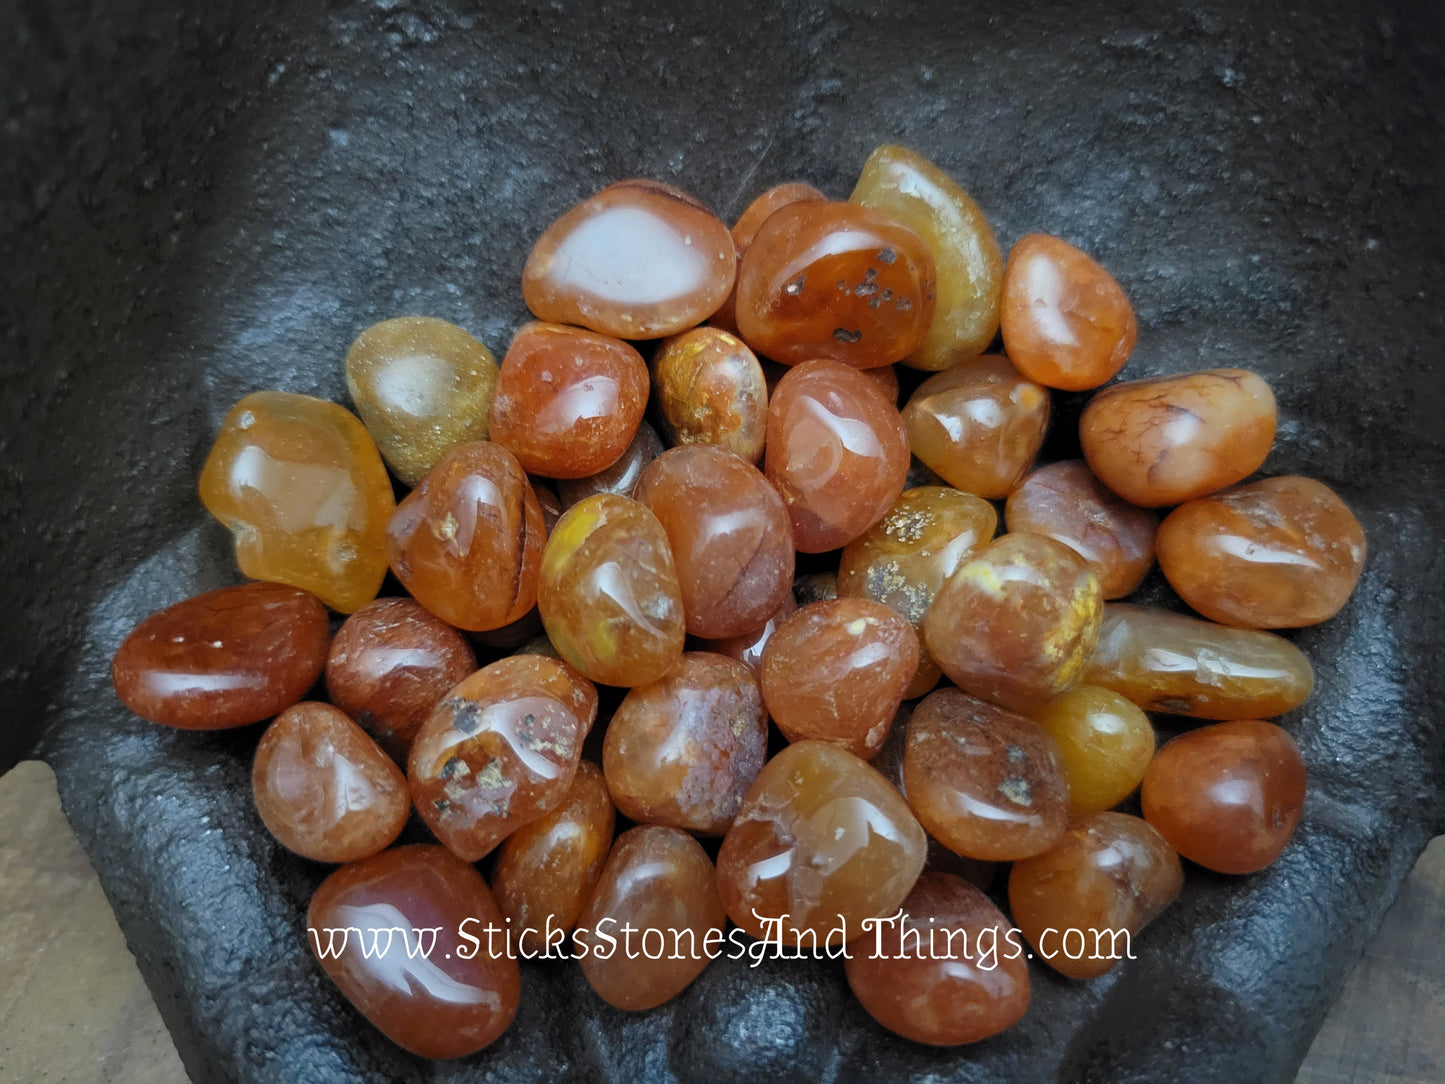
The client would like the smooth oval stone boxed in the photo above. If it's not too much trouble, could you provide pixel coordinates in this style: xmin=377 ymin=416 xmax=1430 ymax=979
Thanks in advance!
xmin=112 ymin=582 xmax=330 ymax=729
xmin=1005 ymin=459 xmax=1158 ymax=599
xmin=1155 ymin=475 xmax=1367 ymax=628
xmin=1000 ymin=234 xmax=1137 ymax=390
xmin=700 ymin=592 xmax=796 ymax=677
xmin=307 ymin=845 xmax=520 ymax=1059
xmin=715 ymin=740 xmax=928 ymax=944
xmin=492 ymin=760 xmax=614 ymax=941
xmin=489 ymin=321 xmax=650 ymax=479
xmin=577 ymin=825 xmax=727 ymax=1010
xmin=902 ymin=354 xmax=1051 ymax=499
xmin=602 ymin=652 xmax=768 ymax=834
xmin=845 ymin=872 xmax=1030 ymax=1045
xmin=344 ymin=315 xmax=500 ymax=486
xmin=1083 ymin=603 xmax=1315 ymax=719
xmin=635 ymin=444 xmax=795 ymax=638
xmin=408 ymin=655 xmax=596 ymax=861
xmin=1008 ymin=812 xmax=1183 ymax=979
xmin=199 ymin=391 xmax=396 ymax=613
xmin=923 ymin=533 xmax=1103 ymax=713
xmin=1080 ymin=368 xmax=1278 ymax=507
xmin=765 ymin=358 xmax=910 ymax=552
xmin=760 ymin=598 xmax=920 ymax=759
xmin=555 ymin=421 xmax=664 ymax=508
xmin=325 ymin=597 xmax=477 ymax=761
xmin=651 ymin=328 xmax=769 ymax=462
xmin=1030 ymin=685 xmax=1156 ymax=815
xmin=904 ymin=688 xmax=1069 ymax=861
xmin=1142 ymin=720 xmax=1306 ymax=874
xmin=736 ymin=200 xmax=937 ymax=368
xmin=710 ymin=183 xmax=828 ymax=336
xmin=538 ymin=494 xmax=686 ymax=686
xmin=252 ymin=701 xmax=409 ymax=863
xmin=522 ymin=179 xmax=736 ymax=339
xmin=849 ymin=144 xmax=1003 ymax=371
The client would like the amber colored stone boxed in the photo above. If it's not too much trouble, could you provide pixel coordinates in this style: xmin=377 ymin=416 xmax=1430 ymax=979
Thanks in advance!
xmin=522 ymin=179 xmax=736 ymax=339
xmin=652 ymin=328 xmax=769 ymax=462
xmin=765 ymin=359 xmax=910 ymax=552
xmin=489 ymin=322 xmax=650 ymax=479
xmin=760 ymin=598 xmax=919 ymax=759
xmin=711 ymin=184 xmax=828 ymax=336
xmin=492 ymin=760 xmax=614 ymax=940
xmin=923 ymin=533 xmax=1103 ymax=713
xmin=1142 ymin=720 xmax=1306 ymax=874
xmin=602 ymin=653 xmax=767 ymax=834
xmin=850 ymin=144 xmax=1003 ymax=371
xmin=324 ymin=597 xmax=476 ymax=761
xmin=385 ymin=442 xmax=545 ymax=632
xmin=701 ymin=592 xmax=795 ymax=676
xmin=199 ymin=391 xmax=395 ymax=612
xmin=1030 ymin=686 xmax=1155 ymax=815
xmin=408 ymin=655 xmax=595 ymax=861
xmin=904 ymin=688 xmax=1069 ymax=861
xmin=902 ymin=355 xmax=1050 ymax=499
xmin=344 ymin=316 xmax=499 ymax=486
xmin=538 ymin=494 xmax=686 ymax=686
xmin=1083 ymin=603 xmax=1315 ymax=719
xmin=1080 ymin=368 xmax=1277 ymax=507
xmin=736 ymin=200 xmax=937 ymax=368
xmin=576 ymin=825 xmax=727 ymax=1010
xmin=555 ymin=421 xmax=663 ymax=508
xmin=1155 ymin=475 xmax=1367 ymax=628
xmin=1008 ymin=812 xmax=1182 ymax=979
xmin=1005 ymin=460 xmax=1157 ymax=599
xmin=717 ymin=741 xmax=927 ymax=944
xmin=635 ymin=445 xmax=794 ymax=638
xmin=999 ymin=234 xmax=1137 ymax=391
xmin=252 ymin=702 xmax=408 ymax=863
xmin=112 ymin=582 xmax=329 ymax=729
xmin=845 ymin=872 xmax=1030 ymax=1045
xmin=307 ymin=845 xmax=519 ymax=1059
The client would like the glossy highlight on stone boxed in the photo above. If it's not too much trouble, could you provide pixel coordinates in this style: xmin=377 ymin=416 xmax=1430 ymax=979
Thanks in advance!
xmin=1031 ymin=686 xmax=1155 ymax=816
xmin=710 ymin=183 xmax=828 ymax=336
xmin=651 ymin=328 xmax=768 ymax=462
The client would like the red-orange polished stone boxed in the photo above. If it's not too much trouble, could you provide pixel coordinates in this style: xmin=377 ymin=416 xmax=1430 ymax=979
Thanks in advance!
xmin=711 ymin=183 xmax=828 ymax=337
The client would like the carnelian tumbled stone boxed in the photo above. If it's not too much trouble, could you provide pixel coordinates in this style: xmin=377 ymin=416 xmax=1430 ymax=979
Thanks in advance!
xmin=711 ymin=184 xmax=828 ymax=336
xmin=489 ymin=322 xmax=650 ymax=479
xmin=307 ymin=845 xmax=519 ymax=1059
xmin=904 ymin=688 xmax=1069 ymax=861
xmin=1000 ymin=234 xmax=1137 ymax=390
xmin=716 ymin=740 xmax=927 ymax=944
xmin=651 ymin=328 xmax=769 ymax=462
xmin=408 ymin=655 xmax=596 ymax=861
xmin=760 ymin=598 xmax=919 ymax=759
xmin=1008 ymin=812 xmax=1183 ymax=979
xmin=252 ymin=702 xmax=409 ymax=863
xmin=1155 ymin=475 xmax=1367 ymax=628
xmin=199 ymin=391 xmax=395 ymax=613
xmin=1080 ymin=368 xmax=1277 ymax=507
xmin=1005 ymin=460 xmax=1158 ymax=599
xmin=538 ymin=494 xmax=686 ymax=687
xmin=576 ymin=825 xmax=727 ymax=1010
xmin=765 ymin=359 xmax=910 ymax=552
xmin=845 ymin=872 xmax=1030 ymax=1045
xmin=555 ymin=421 xmax=664 ymax=508
xmin=112 ymin=582 xmax=330 ymax=729
xmin=1030 ymin=686 xmax=1155 ymax=815
xmin=635 ymin=445 xmax=794 ymax=638
xmin=602 ymin=652 xmax=768 ymax=834
xmin=522 ymin=179 xmax=736 ymax=339
xmin=736 ymin=200 xmax=937 ymax=369
xmin=1141 ymin=719 xmax=1306 ymax=874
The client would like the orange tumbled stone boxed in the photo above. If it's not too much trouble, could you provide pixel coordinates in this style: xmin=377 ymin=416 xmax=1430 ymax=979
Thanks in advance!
xmin=765 ymin=359 xmax=910 ymax=552
xmin=1080 ymin=368 xmax=1277 ymax=507
xmin=736 ymin=200 xmax=937 ymax=368
xmin=1155 ymin=475 xmax=1367 ymax=628
xmin=252 ymin=702 xmax=409 ymax=863
xmin=902 ymin=355 xmax=1050 ymax=499
xmin=555 ymin=421 xmax=664 ymax=508
xmin=1141 ymin=719 xmax=1306 ymax=874
xmin=711 ymin=183 xmax=828 ymax=336
xmin=489 ymin=322 xmax=649 ymax=479
xmin=651 ymin=328 xmax=769 ymax=462
xmin=538 ymin=494 xmax=686 ymax=687
xmin=522 ymin=179 xmax=736 ymax=339
xmin=408 ymin=655 xmax=596 ymax=861
xmin=199 ymin=391 xmax=395 ymax=612
xmin=1030 ymin=685 xmax=1155 ymax=815
xmin=845 ymin=872 xmax=1030 ymax=1045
